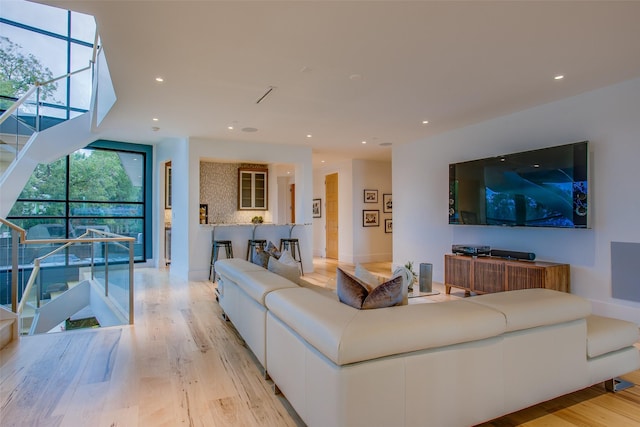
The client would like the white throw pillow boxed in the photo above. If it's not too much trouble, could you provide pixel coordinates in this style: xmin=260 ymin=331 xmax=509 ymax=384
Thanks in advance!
xmin=268 ymin=252 xmax=300 ymax=284
xmin=278 ymin=250 xmax=299 ymax=268
xmin=354 ymin=263 xmax=382 ymax=292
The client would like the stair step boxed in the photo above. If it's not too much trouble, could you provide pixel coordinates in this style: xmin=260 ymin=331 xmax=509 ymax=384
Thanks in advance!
xmin=0 ymin=318 xmax=15 ymax=350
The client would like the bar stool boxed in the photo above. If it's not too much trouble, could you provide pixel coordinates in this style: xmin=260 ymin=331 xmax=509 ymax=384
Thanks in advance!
xmin=279 ymin=238 xmax=303 ymax=274
xmin=210 ymin=240 xmax=233 ymax=282
xmin=246 ymin=239 xmax=267 ymax=261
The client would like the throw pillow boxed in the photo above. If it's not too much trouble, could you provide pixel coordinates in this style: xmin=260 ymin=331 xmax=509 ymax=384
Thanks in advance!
xmin=265 ymin=241 xmax=281 ymax=259
xmin=336 ymin=268 xmax=403 ymax=309
xmin=268 ymin=256 xmax=300 ymax=284
xmin=354 ymin=263 xmax=383 ymax=291
xmin=252 ymin=247 xmax=271 ymax=269
xmin=278 ymin=250 xmax=298 ymax=268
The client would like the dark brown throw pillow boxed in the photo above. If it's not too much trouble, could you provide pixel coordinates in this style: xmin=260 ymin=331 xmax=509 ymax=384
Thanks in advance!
xmin=336 ymin=267 xmax=403 ymax=309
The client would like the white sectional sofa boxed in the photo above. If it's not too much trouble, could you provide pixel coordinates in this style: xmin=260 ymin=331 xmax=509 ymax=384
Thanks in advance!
xmin=215 ymin=258 xmax=640 ymax=427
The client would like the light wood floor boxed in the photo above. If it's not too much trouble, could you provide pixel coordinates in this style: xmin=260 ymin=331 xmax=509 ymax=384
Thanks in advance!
xmin=0 ymin=258 xmax=638 ymax=426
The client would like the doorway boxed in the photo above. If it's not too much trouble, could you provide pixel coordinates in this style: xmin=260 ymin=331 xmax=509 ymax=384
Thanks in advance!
xmin=325 ymin=173 xmax=338 ymax=259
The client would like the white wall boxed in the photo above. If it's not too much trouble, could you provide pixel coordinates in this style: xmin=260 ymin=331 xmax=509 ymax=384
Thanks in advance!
xmin=352 ymin=159 xmax=392 ymax=263
xmin=394 ymin=77 xmax=640 ymax=324
xmin=312 ymin=159 xmax=392 ymax=263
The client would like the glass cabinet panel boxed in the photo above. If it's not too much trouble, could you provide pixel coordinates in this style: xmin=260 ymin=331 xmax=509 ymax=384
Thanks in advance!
xmin=238 ymin=168 xmax=268 ymax=210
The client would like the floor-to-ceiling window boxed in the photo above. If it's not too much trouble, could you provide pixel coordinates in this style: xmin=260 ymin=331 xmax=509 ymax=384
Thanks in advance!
xmin=0 ymin=0 xmax=96 ymax=120
xmin=7 ymin=140 xmax=152 ymax=262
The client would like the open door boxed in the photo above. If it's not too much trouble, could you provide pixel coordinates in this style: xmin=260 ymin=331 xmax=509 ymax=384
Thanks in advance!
xmin=325 ymin=173 xmax=338 ymax=259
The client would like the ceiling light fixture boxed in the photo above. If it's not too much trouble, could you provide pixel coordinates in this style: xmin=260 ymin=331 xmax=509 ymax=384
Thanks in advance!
xmin=228 ymin=125 xmax=234 ymax=130
xmin=422 ymin=120 xmax=429 ymax=124
xmin=306 ymin=134 xmax=312 ymax=138
xmin=361 ymin=140 xmax=367 ymax=144
xmin=554 ymin=75 xmax=564 ymax=80
xmin=152 ymin=118 xmax=159 ymax=122
xmin=155 ymin=77 xmax=164 ymax=82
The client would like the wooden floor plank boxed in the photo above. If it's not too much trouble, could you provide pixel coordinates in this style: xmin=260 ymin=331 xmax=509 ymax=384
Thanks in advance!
xmin=0 ymin=260 xmax=638 ymax=426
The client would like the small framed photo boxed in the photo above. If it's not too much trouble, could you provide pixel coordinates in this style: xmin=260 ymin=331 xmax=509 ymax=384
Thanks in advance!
xmin=383 ymin=193 xmax=392 ymax=213
xmin=363 ymin=210 xmax=380 ymax=227
xmin=384 ymin=218 xmax=392 ymax=233
xmin=165 ymin=163 xmax=172 ymax=209
xmin=312 ymin=198 xmax=322 ymax=218
xmin=364 ymin=189 xmax=378 ymax=203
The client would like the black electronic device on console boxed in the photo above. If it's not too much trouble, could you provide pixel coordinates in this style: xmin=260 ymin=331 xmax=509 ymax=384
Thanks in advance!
xmin=452 ymin=244 xmax=491 ymax=256
xmin=490 ymin=249 xmax=536 ymax=261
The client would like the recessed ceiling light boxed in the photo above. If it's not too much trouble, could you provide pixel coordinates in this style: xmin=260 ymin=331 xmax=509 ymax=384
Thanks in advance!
xmin=321 ymin=160 xmax=325 ymax=163
xmin=554 ymin=75 xmax=564 ymax=80
xmin=362 ymin=140 xmax=367 ymax=144
xmin=152 ymin=117 xmax=159 ymax=122
xmin=151 ymin=126 xmax=160 ymax=132
xmin=242 ymin=127 xmax=258 ymax=133
xmin=306 ymin=134 xmax=312 ymax=138
xmin=350 ymin=74 xmax=362 ymax=81
xmin=155 ymin=77 xmax=164 ymax=82
xmin=228 ymin=125 xmax=234 ymax=130
xmin=422 ymin=120 xmax=429 ymax=124
xmin=380 ymin=142 xmax=392 ymax=147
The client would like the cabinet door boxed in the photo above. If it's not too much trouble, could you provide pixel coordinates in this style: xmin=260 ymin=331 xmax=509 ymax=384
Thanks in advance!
xmin=445 ymin=255 xmax=472 ymax=290
xmin=238 ymin=168 xmax=268 ymax=210
xmin=473 ymin=259 xmax=506 ymax=293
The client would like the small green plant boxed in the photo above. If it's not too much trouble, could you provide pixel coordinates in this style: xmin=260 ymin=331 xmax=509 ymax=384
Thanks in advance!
xmin=251 ymin=216 xmax=264 ymax=224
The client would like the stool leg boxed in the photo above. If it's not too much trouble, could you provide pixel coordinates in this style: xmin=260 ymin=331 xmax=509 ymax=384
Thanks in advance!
xmin=295 ymin=243 xmax=303 ymax=275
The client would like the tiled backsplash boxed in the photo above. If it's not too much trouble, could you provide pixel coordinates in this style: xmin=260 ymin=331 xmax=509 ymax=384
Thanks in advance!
xmin=200 ymin=161 xmax=268 ymax=224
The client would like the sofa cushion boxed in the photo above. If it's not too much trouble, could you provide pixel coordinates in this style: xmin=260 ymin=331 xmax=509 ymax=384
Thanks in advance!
xmin=586 ymin=315 xmax=640 ymax=358
xmin=215 ymin=258 xmax=265 ymax=285
xmin=266 ymin=287 xmax=506 ymax=365
xmin=337 ymin=268 xmax=403 ymax=309
xmin=468 ymin=288 xmax=592 ymax=332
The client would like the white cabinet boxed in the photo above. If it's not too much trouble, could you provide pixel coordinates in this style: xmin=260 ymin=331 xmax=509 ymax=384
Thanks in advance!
xmin=238 ymin=168 xmax=268 ymax=210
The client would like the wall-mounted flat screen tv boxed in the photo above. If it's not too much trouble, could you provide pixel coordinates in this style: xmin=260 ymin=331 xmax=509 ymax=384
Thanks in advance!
xmin=448 ymin=141 xmax=589 ymax=228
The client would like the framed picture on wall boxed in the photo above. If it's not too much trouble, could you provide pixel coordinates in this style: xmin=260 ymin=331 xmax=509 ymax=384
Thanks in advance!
xmin=364 ymin=189 xmax=378 ymax=203
xmin=312 ymin=198 xmax=322 ymax=218
xmin=363 ymin=210 xmax=380 ymax=227
xmin=383 ymin=193 xmax=392 ymax=213
xmin=165 ymin=162 xmax=172 ymax=209
xmin=384 ymin=218 xmax=392 ymax=233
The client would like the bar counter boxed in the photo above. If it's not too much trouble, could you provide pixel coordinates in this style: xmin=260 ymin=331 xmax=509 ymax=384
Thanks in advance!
xmin=200 ymin=223 xmax=312 ymax=272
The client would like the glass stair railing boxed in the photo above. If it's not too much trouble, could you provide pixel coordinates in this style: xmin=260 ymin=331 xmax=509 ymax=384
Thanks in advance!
xmin=0 ymin=217 xmax=134 ymax=336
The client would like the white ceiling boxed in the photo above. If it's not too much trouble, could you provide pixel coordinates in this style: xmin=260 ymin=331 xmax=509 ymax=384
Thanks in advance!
xmin=41 ymin=1 xmax=640 ymax=167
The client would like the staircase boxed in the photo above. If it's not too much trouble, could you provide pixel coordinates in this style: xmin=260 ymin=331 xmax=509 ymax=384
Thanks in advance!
xmin=0 ymin=41 xmax=115 ymax=218
xmin=0 ymin=305 xmax=18 ymax=350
